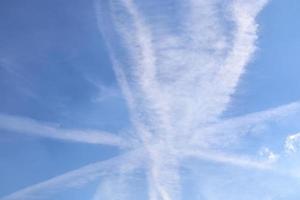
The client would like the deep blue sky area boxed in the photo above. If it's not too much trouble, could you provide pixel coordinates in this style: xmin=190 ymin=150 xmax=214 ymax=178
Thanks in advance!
xmin=0 ymin=0 xmax=129 ymax=128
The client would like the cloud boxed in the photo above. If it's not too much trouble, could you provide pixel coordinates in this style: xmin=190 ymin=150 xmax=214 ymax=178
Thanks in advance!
xmin=285 ymin=132 xmax=300 ymax=153
xmin=0 ymin=113 xmax=126 ymax=147
xmin=259 ymin=147 xmax=279 ymax=164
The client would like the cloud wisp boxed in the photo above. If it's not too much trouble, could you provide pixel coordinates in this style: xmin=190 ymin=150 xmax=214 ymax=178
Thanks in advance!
xmin=3 ymin=0 xmax=300 ymax=199
xmin=285 ymin=132 xmax=300 ymax=153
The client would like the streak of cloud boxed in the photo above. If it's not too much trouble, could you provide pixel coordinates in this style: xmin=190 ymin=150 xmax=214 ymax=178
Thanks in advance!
xmin=0 ymin=113 xmax=126 ymax=147
xmin=182 ymin=149 xmax=273 ymax=170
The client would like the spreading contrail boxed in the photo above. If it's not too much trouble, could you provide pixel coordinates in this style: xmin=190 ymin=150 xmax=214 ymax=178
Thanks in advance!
xmin=4 ymin=0 xmax=300 ymax=199
xmin=97 ymin=0 xmax=270 ymax=199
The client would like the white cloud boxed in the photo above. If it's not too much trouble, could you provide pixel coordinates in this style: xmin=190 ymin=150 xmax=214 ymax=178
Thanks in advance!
xmin=285 ymin=132 xmax=300 ymax=153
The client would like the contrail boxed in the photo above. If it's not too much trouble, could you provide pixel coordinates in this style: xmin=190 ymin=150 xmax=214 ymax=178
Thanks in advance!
xmin=95 ymin=0 xmax=271 ymax=199
xmin=96 ymin=1 xmax=177 ymax=199
xmin=4 ymin=0 xmax=300 ymax=199
xmin=181 ymin=149 xmax=273 ymax=170
xmin=210 ymin=0 xmax=270 ymax=118
xmin=0 ymin=150 xmax=144 ymax=200
xmin=0 ymin=113 xmax=127 ymax=147
xmin=147 ymin=154 xmax=180 ymax=200
xmin=112 ymin=0 xmax=173 ymax=141
xmin=190 ymin=101 xmax=300 ymax=148
xmin=92 ymin=175 xmax=130 ymax=200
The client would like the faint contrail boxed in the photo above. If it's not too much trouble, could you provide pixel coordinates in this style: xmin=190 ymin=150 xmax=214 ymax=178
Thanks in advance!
xmin=181 ymin=149 xmax=273 ymax=170
xmin=190 ymin=100 xmax=300 ymax=147
xmin=1 ymin=150 xmax=144 ymax=200
xmin=0 ymin=113 xmax=127 ymax=147
xmin=96 ymin=0 xmax=177 ymax=199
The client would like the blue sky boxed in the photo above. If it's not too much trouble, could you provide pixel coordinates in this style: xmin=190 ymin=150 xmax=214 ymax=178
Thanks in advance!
xmin=1 ymin=0 xmax=300 ymax=199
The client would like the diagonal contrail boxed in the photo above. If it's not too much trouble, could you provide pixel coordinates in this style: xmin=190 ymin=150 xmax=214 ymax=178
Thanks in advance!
xmin=190 ymin=100 xmax=300 ymax=148
xmin=0 ymin=150 xmax=144 ymax=200
xmin=95 ymin=0 xmax=271 ymax=199
xmin=0 ymin=113 xmax=127 ymax=147
xmin=181 ymin=149 xmax=273 ymax=170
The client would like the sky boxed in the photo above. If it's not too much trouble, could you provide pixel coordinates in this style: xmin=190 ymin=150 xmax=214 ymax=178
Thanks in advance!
xmin=0 ymin=0 xmax=300 ymax=199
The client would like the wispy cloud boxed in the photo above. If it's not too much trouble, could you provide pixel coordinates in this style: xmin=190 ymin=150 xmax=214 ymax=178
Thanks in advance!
xmin=85 ymin=76 xmax=121 ymax=103
xmin=285 ymin=132 xmax=300 ymax=153
xmin=0 ymin=113 xmax=126 ymax=147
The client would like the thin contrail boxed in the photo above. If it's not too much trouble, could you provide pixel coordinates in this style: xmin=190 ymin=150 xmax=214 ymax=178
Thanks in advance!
xmin=1 ymin=150 xmax=143 ymax=200
xmin=190 ymin=101 xmax=300 ymax=148
xmin=181 ymin=149 xmax=273 ymax=170
xmin=0 ymin=113 xmax=127 ymax=147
